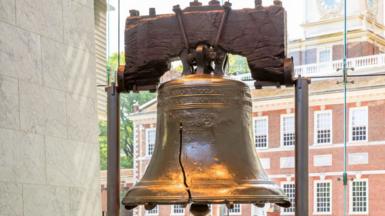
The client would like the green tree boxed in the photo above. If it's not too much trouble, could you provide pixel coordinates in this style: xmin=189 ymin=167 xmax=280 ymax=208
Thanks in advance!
xmin=227 ymin=54 xmax=250 ymax=75
xmin=99 ymin=52 xmax=156 ymax=170
xmin=119 ymin=92 xmax=155 ymax=169
xmin=99 ymin=121 xmax=108 ymax=170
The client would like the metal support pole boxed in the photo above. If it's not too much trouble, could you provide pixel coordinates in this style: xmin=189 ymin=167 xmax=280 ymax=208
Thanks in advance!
xmin=107 ymin=83 xmax=120 ymax=216
xmin=295 ymin=77 xmax=310 ymax=216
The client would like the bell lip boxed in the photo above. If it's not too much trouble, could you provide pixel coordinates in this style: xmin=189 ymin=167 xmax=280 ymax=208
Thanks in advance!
xmin=122 ymin=197 xmax=291 ymax=208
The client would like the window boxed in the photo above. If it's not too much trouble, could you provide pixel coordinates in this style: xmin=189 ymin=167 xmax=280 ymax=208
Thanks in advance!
xmin=314 ymin=111 xmax=332 ymax=144
xmin=350 ymin=107 xmax=368 ymax=142
xmin=254 ymin=117 xmax=268 ymax=149
xmin=282 ymin=183 xmax=295 ymax=214
xmin=228 ymin=204 xmax=241 ymax=215
xmin=146 ymin=206 xmax=159 ymax=215
xmin=350 ymin=180 xmax=368 ymax=214
xmin=318 ymin=48 xmax=332 ymax=63
xmin=252 ymin=205 xmax=267 ymax=216
xmin=281 ymin=115 xmax=295 ymax=147
xmin=314 ymin=181 xmax=332 ymax=214
xmin=172 ymin=204 xmax=185 ymax=215
xmin=146 ymin=128 xmax=156 ymax=156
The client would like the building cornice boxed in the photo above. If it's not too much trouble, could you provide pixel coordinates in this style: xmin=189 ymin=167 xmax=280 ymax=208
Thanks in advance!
xmin=252 ymin=84 xmax=385 ymax=112
xmin=302 ymin=14 xmax=385 ymax=30
xmin=258 ymin=140 xmax=385 ymax=153
xmin=289 ymin=29 xmax=385 ymax=49
xmin=269 ymin=170 xmax=385 ymax=179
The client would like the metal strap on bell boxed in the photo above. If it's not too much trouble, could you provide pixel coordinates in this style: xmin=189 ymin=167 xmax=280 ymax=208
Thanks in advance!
xmin=122 ymin=45 xmax=290 ymax=215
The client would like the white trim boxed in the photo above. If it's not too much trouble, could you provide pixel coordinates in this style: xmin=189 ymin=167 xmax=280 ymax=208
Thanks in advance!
xmin=280 ymin=181 xmax=295 ymax=215
xmin=349 ymin=179 xmax=369 ymax=215
xmin=256 ymin=139 xmax=385 ymax=153
xmin=138 ymin=98 xmax=157 ymax=111
xmin=268 ymin=170 xmax=385 ymax=179
xmin=251 ymin=205 xmax=268 ymax=216
xmin=349 ymin=106 xmax=369 ymax=143
xmin=280 ymin=113 xmax=295 ymax=148
xmin=313 ymin=180 xmax=332 ymax=215
xmin=313 ymin=110 xmax=333 ymax=145
xmin=145 ymin=128 xmax=156 ymax=157
xmin=253 ymin=116 xmax=269 ymax=149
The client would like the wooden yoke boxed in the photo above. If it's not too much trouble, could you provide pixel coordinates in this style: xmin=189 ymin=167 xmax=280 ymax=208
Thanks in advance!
xmin=118 ymin=0 xmax=294 ymax=92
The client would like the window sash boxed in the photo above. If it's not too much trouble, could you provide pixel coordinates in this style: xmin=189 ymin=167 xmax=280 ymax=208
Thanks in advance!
xmin=314 ymin=182 xmax=331 ymax=213
xmin=146 ymin=129 xmax=156 ymax=156
xmin=146 ymin=206 xmax=159 ymax=215
xmin=350 ymin=108 xmax=368 ymax=142
xmin=229 ymin=204 xmax=241 ymax=214
xmin=318 ymin=49 xmax=331 ymax=63
xmin=281 ymin=115 xmax=295 ymax=147
xmin=254 ymin=117 xmax=268 ymax=148
xmin=350 ymin=180 xmax=368 ymax=214
xmin=315 ymin=111 xmax=332 ymax=144
xmin=172 ymin=205 xmax=185 ymax=215
xmin=282 ymin=183 xmax=295 ymax=213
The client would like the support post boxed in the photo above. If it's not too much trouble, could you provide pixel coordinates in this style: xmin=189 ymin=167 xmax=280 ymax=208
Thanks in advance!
xmin=107 ymin=83 xmax=120 ymax=216
xmin=295 ymin=77 xmax=310 ymax=216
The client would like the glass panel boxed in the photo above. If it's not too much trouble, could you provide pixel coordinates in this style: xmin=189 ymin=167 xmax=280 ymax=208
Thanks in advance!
xmin=319 ymin=49 xmax=331 ymax=63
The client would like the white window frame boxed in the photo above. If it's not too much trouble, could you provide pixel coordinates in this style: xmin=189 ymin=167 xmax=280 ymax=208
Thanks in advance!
xmin=252 ymin=204 xmax=268 ymax=216
xmin=314 ymin=110 xmax=333 ymax=145
xmin=171 ymin=204 xmax=185 ymax=215
xmin=228 ymin=204 xmax=242 ymax=215
xmin=281 ymin=181 xmax=295 ymax=215
xmin=280 ymin=114 xmax=295 ymax=148
xmin=313 ymin=180 xmax=332 ymax=215
xmin=145 ymin=128 xmax=156 ymax=156
xmin=146 ymin=206 xmax=159 ymax=215
xmin=317 ymin=47 xmax=332 ymax=63
xmin=349 ymin=179 xmax=369 ymax=215
xmin=349 ymin=107 xmax=369 ymax=143
xmin=253 ymin=116 xmax=269 ymax=149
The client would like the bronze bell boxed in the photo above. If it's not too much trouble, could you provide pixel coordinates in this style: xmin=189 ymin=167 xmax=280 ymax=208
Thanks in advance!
xmin=123 ymin=74 xmax=291 ymax=214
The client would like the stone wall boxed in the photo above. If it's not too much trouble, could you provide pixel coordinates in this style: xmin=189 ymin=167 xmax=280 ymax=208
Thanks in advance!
xmin=0 ymin=0 xmax=101 ymax=215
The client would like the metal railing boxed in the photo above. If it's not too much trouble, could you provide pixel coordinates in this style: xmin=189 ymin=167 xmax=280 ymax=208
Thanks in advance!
xmin=230 ymin=53 xmax=385 ymax=85
xmin=295 ymin=53 xmax=385 ymax=77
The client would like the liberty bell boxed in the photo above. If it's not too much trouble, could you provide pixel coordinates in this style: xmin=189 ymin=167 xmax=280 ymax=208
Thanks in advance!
xmin=122 ymin=44 xmax=291 ymax=215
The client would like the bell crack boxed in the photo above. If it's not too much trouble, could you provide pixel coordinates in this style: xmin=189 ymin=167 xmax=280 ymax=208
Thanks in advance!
xmin=179 ymin=122 xmax=192 ymax=202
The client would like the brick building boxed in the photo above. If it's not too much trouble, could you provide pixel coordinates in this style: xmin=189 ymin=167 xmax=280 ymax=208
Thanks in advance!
xmin=127 ymin=0 xmax=385 ymax=215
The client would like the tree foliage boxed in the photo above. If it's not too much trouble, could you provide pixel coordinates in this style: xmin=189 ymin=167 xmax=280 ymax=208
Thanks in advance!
xmin=99 ymin=52 xmax=156 ymax=170
xmin=227 ymin=54 xmax=250 ymax=75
